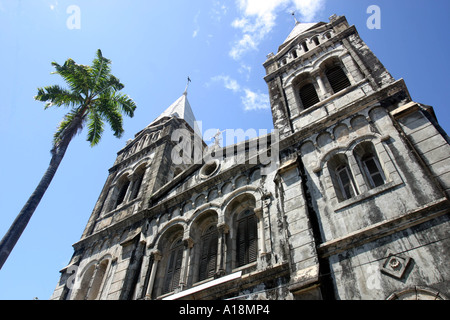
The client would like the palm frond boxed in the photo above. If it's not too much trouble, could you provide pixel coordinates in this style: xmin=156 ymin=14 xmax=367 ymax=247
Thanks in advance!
xmin=111 ymin=92 xmax=137 ymax=117
xmin=37 ymin=50 xmax=137 ymax=150
xmin=91 ymin=49 xmax=113 ymax=94
xmin=35 ymin=85 xmax=83 ymax=109
xmin=96 ymin=98 xmax=124 ymax=139
xmin=86 ymin=109 xmax=104 ymax=147
xmin=51 ymin=59 xmax=92 ymax=96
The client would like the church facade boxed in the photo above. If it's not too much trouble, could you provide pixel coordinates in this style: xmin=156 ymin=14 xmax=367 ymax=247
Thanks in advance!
xmin=51 ymin=15 xmax=450 ymax=300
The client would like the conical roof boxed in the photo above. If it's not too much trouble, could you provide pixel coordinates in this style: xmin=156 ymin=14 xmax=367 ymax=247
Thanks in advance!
xmin=278 ymin=21 xmax=324 ymax=51
xmin=150 ymin=91 xmax=198 ymax=132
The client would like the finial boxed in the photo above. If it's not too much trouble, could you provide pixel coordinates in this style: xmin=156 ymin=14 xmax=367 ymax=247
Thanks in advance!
xmin=291 ymin=11 xmax=299 ymax=24
xmin=183 ymin=76 xmax=191 ymax=96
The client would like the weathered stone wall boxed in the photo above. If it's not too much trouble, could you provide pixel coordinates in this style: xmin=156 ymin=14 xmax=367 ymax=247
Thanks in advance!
xmin=328 ymin=213 xmax=450 ymax=300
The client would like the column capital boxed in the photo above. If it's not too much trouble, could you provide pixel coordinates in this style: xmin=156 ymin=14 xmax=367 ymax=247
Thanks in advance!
xmin=217 ymin=223 xmax=230 ymax=234
xmin=254 ymin=207 xmax=263 ymax=218
xmin=151 ymin=250 xmax=162 ymax=261
xmin=183 ymin=237 xmax=195 ymax=248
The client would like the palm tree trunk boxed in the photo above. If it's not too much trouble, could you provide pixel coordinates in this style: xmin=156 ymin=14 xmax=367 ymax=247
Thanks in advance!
xmin=0 ymin=140 xmax=70 ymax=270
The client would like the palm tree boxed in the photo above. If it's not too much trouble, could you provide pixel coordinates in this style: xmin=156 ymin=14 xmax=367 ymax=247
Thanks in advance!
xmin=0 ymin=49 xmax=137 ymax=269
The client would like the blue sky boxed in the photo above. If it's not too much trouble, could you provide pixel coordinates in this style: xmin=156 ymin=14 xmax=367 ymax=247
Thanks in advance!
xmin=0 ymin=0 xmax=449 ymax=300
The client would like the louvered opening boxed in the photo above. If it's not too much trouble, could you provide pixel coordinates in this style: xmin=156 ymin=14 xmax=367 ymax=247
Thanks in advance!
xmin=163 ymin=241 xmax=184 ymax=294
xmin=198 ymin=227 xmax=218 ymax=281
xmin=236 ymin=210 xmax=257 ymax=267
xmin=326 ymin=66 xmax=351 ymax=94
xmin=299 ymin=83 xmax=320 ymax=109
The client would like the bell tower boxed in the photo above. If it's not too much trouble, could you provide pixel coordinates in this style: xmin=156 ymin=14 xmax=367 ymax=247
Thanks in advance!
xmin=51 ymin=90 xmax=205 ymax=300
xmin=80 ymin=90 xmax=202 ymax=238
xmin=263 ymin=15 xmax=398 ymax=138
xmin=264 ymin=14 xmax=450 ymax=300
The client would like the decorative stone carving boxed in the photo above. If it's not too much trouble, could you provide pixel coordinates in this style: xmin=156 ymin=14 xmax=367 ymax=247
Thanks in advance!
xmin=381 ymin=250 xmax=412 ymax=280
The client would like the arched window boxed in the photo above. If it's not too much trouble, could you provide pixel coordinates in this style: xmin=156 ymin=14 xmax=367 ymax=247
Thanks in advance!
xmin=162 ymin=239 xmax=184 ymax=294
xmin=326 ymin=65 xmax=351 ymax=94
xmin=74 ymin=259 xmax=109 ymax=300
xmin=336 ymin=165 xmax=356 ymax=200
xmin=299 ymin=82 xmax=320 ymax=109
xmin=74 ymin=264 xmax=95 ymax=300
xmin=130 ymin=167 xmax=146 ymax=200
xmin=312 ymin=36 xmax=320 ymax=46
xmin=354 ymin=142 xmax=386 ymax=189
xmin=301 ymin=41 xmax=309 ymax=52
xmin=291 ymin=49 xmax=298 ymax=59
xmin=198 ymin=225 xmax=219 ymax=281
xmin=86 ymin=260 xmax=109 ymax=300
xmin=236 ymin=209 xmax=257 ymax=267
xmin=115 ymin=177 xmax=130 ymax=208
xmin=328 ymin=154 xmax=358 ymax=201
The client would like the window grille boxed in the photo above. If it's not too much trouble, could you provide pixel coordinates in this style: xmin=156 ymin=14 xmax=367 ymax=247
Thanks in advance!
xmin=299 ymin=83 xmax=320 ymax=109
xmin=163 ymin=240 xmax=184 ymax=294
xmin=236 ymin=210 xmax=257 ymax=267
xmin=198 ymin=226 xmax=218 ymax=281
xmin=326 ymin=66 xmax=351 ymax=94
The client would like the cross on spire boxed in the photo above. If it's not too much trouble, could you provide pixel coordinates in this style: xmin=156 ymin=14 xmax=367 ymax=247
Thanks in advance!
xmin=291 ymin=11 xmax=299 ymax=24
xmin=184 ymin=76 xmax=191 ymax=96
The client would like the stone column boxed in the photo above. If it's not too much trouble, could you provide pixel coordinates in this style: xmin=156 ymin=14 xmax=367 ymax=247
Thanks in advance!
xmin=216 ymin=223 xmax=229 ymax=277
xmin=312 ymin=70 xmax=329 ymax=100
xmin=145 ymin=250 xmax=162 ymax=299
xmin=254 ymin=207 xmax=267 ymax=257
xmin=180 ymin=237 xmax=194 ymax=291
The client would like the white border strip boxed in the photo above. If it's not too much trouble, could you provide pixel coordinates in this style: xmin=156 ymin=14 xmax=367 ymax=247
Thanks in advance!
xmin=162 ymin=271 xmax=242 ymax=300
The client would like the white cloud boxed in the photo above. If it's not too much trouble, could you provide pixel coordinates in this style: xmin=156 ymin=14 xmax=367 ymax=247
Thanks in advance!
xmin=242 ymin=89 xmax=270 ymax=111
xmin=230 ymin=34 xmax=258 ymax=60
xmin=192 ymin=11 xmax=200 ymax=38
xmin=210 ymin=1 xmax=228 ymax=22
xmin=238 ymin=63 xmax=252 ymax=80
xmin=210 ymin=75 xmax=270 ymax=111
xmin=211 ymin=75 xmax=241 ymax=92
xmin=49 ymin=0 xmax=58 ymax=10
xmin=292 ymin=0 xmax=326 ymax=22
xmin=230 ymin=0 xmax=325 ymax=60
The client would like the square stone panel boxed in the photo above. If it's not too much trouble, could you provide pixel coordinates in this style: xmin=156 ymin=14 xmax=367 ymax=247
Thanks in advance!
xmin=381 ymin=250 xmax=412 ymax=280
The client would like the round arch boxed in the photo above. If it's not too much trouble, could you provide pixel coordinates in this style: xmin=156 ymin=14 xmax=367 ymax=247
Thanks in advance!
xmin=387 ymin=287 xmax=448 ymax=300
